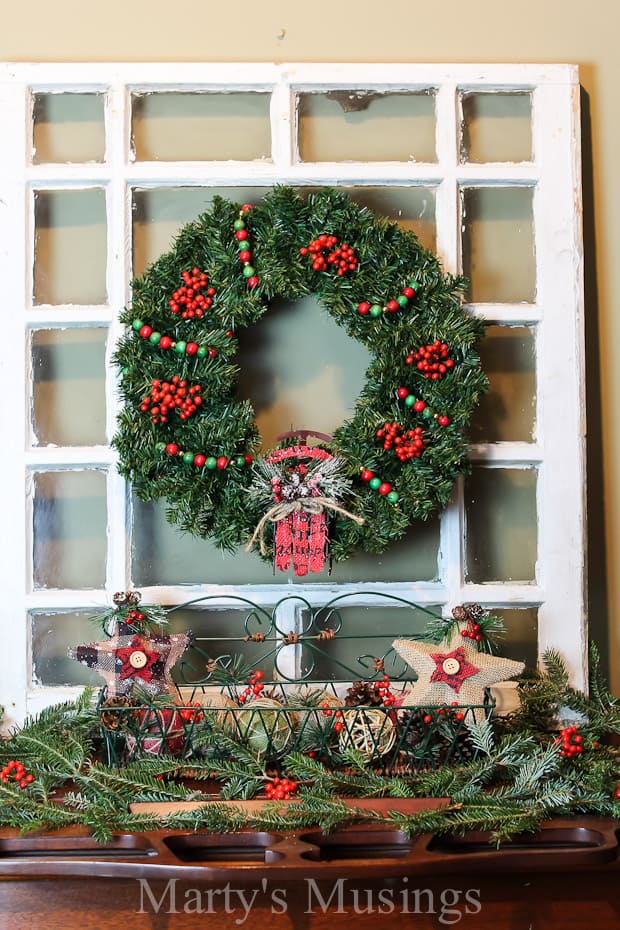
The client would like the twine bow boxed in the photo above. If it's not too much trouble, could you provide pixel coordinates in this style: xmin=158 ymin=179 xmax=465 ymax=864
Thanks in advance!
xmin=245 ymin=496 xmax=364 ymax=557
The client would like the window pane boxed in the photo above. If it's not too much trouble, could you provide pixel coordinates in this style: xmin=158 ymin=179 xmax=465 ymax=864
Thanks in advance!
xmin=167 ymin=607 xmax=276 ymax=683
xmin=298 ymin=92 xmax=436 ymax=163
xmin=32 ymin=92 xmax=105 ymax=164
xmin=301 ymin=605 xmax=439 ymax=681
xmin=465 ymin=467 xmax=537 ymax=583
xmin=132 ymin=186 xmax=272 ymax=277
xmin=34 ymin=189 xmax=107 ymax=305
xmin=33 ymin=470 xmax=107 ymax=589
xmin=343 ymin=185 xmax=436 ymax=253
xmin=132 ymin=504 xmax=439 ymax=586
xmin=31 ymin=328 xmax=107 ymax=447
xmin=237 ymin=295 xmax=371 ymax=451
xmin=469 ymin=325 xmax=536 ymax=442
xmin=131 ymin=92 xmax=271 ymax=162
xmin=461 ymin=92 xmax=532 ymax=163
xmin=497 ymin=606 xmax=538 ymax=667
xmin=31 ymin=611 xmax=102 ymax=686
xmin=461 ymin=187 xmax=535 ymax=303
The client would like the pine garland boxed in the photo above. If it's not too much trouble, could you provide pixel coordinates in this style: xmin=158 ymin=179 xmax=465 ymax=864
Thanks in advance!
xmin=1 ymin=651 xmax=619 ymax=845
xmin=113 ymin=187 xmax=487 ymax=563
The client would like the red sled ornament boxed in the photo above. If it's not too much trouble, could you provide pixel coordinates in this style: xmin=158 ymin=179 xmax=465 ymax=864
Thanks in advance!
xmin=246 ymin=438 xmax=363 ymax=577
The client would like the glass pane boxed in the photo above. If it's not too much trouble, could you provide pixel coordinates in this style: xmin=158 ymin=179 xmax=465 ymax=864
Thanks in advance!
xmin=31 ymin=611 xmax=103 ymax=686
xmin=237 ymin=295 xmax=371 ymax=450
xmin=32 ymin=470 xmax=107 ymax=589
xmin=461 ymin=187 xmax=535 ymax=303
xmin=31 ymin=328 xmax=107 ymax=447
xmin=343 ymin=185 xmax=436 ymax=253
xmin=167 ymin=607 xmax=276 ymax=683
xmin=465 ymin=467 xmax=537 ymax=583
xmin=298 ymin=92 xmax=436 ymax=162
xmin=32 ymin=92 xmax=105 ymax=164
xmin=34 ymin=189 xmax=107 ymax=305
xmin=469 ymin=325 xmax=536 ymax=442
xmin=496 ymin=606 xmax=538 ymax=667
xmin=461 ymin=92 xmax=532 ymax=163
xmin=133 ymin=499 xmax=439 ymax=586
xmin=132 ymin=186 xmax=271 ymax=277
xmin=302 ymin=605 xmax=440 ymax=682
xmin=131 ymin=93 xmax=271 ymax=162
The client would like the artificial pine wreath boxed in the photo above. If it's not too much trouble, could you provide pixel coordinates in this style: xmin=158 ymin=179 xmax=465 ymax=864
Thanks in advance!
xmin=113 ymin=187 xmax=487 ymax=570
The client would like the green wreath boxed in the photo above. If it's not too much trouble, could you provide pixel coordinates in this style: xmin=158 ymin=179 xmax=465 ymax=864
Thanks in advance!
xmin=114 ymin=187 xmax=486 ymax=571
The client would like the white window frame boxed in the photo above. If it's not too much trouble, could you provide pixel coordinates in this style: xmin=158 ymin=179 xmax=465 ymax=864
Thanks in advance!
xmin=0 ymin=63 xmax=585 ymax=726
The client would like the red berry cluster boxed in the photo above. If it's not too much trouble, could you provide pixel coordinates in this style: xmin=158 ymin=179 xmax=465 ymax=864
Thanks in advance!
xmin=299 ymin=234 xmax=359 ymax=276
xmin=554 ymin=725 xmax=584 ymax=758
xmin=179 ymin=701 xmax=204 ymax=723
xmin=125 ymin=608 xmax=146 ymax=625
xmin=461 ymin=621 xmax=482 ymax=643
xmin=1 ymin=760 xmax=34 ymax=789
xmin=237 ymin=669 xmax=265 ymax=704
xmin=374 ymin=674 xmax=397 ymax=707
xmin=376 ymin=422 xmax=425 ymax=462
xmin=406 ymin=341 xmax=455 ymax=380
xmin=169 ymin=269 xmax=216 ymax=319
xmin=422 ymin=702 xmax=465 ymax=725
xmin=140 ymin=377 xmax=203 ymax=424
xmin=265 ymin=775 xmax=298 ymax=800
xmin=321 ymin=702 xmax=344 ymax=733
xmin=235 ymin=205 xmax=259 ymax=289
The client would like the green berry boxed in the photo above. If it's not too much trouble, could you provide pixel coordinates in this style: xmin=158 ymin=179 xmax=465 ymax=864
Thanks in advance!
xmin=387 ymin=491 xmax=399 ymax=503
xmin=397 ymin=295 xmax=409 ymax=307
xmin=174 ymin=341 xmax=187 ymax=354
xmin=369 ymin=477 xmax=381 ymax=490
xmin=235 ymin=455 xmax=246 ymax=467
xmin=132 ymin=319 xmax=143 ymax=331
xmin=197 ymin=346 xmax=208 ymax=358
xmin=148 ymin=331 xmax=161 ymax=344
xmin=183 ymin=451 xmax=194 ymax=464
xmin=205 ymin=457 xmax=217 ymax=470
xmin=243 ymin=266 xmax=255 ymax=278
xmin=233 ymin=219 xmax=246 ymax=231
xmin=404 ymin=395 xmax=415 ymax=407
xmin=369 ymin=305 xmax=383 ymax=318
xmin=422 ymin=406 xmax=434 ymax=419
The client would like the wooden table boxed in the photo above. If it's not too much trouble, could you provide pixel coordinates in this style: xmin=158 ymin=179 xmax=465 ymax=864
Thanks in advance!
xmin=1 ymin=816 xmax=619 ymax=930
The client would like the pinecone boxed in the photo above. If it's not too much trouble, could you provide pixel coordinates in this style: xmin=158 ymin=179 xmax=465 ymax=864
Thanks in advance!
xmin=100 ymin=695 xmax=135 ymax=731
xmin=452 ymin=605 xmax=469 ymax=622
xmin=452 ymin=730 xmax=476 ymax=763
xmin=398 ymin=709 xmax=428 ymax=749
xmin=344 ymin=680 xmax=383 ymax=707
xmin=466 ymin=604 xmax=485 ymax=621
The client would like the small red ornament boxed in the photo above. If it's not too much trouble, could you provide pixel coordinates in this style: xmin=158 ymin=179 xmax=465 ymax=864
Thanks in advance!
xmin=159 ymin=335 xmax=172 ymax=350
xmin=437 ymin=415 xmax=451 ymax=427
xmin=185 ymin=342 xmax=199 ymax=355
xmin=357 ymin=302 xmax=371 ymax=316
xmin=139 ymin=324 xmax=153 ymax=339
xmin=216 ymin=456 xmax=228 ymax=470
xmin=247 ymin=276 xmax=259 ymax=289
xmin=360 ymin=469 xmax=374 ymax=482
xmin=194 ymin=454 xmax=206 ymax=468
xmin=378 ymin=482 xmax=392 ymax=495
xmin=235 ymin=229 xmax=248 ymax=241
xmin=396 ymin=387 xmax=409 ymax=399
xmin=165 ymin=443 xmax=179 ymax=456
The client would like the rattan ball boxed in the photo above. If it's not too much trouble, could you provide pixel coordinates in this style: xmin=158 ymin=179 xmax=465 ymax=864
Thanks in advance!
xmin=338 ymin=707 xmax=396 ymax=761
xmin=234 ymin=697 xmax=294 ymax=757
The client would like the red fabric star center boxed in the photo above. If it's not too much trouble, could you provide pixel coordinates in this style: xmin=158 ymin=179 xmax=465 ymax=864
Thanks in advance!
xmin=115 ymin=635 xmax=158 ymax=683
xmin=430 ymin=646 xmax=479 ymax=694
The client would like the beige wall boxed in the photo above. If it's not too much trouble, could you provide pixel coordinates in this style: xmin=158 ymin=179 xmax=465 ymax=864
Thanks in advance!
xmin=2 ymin=0 xmax=619 ymax=690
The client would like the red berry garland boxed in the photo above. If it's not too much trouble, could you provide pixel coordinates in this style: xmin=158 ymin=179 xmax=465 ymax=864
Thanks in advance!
xmin=179 ymin=701 xmax=204 ymax=723
xmin=299 ymin=234 xmax=359 ymax=276
xmin=140 ymin=377 xmax=203 ymax=425
xmin=357 ymin=283 xmax=419 ymax=319
xmin=359 ymin=468 xmax=399 ymax=503
xmin=374 ymin=674 xmax=397 ymax=707
xmin=169 ymin=268 xmax=216 ymax=319
xmin=406 ymin=341 xmax=455 ymax=380
xmin=395 ymin=390 xmax=452 ymax=427
xmin=376 ymin=422 xmax=425 ymax=462
xmin=234 ymin=205 xmax=259 ymax=289
xmin=132 ymin=319 xmax=218 ymax=359
xmin=461 ymin=621 xmax=482 ymax=644
xmin=422 ymin=702 xmax=466 ymax=725
xmin=265 ymin=775 xmax=298 ymax=800
xmin=1 ymin=760 xmax=34 ymax=789
xmin=554 ymin=725 xmax=584 ymax=758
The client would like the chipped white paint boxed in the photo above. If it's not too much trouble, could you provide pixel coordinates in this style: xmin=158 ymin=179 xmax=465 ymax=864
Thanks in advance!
xmin=0 ymin=64 xmax=585 ymax=723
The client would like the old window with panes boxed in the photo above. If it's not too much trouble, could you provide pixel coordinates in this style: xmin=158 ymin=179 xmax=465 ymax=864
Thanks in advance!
xmin=0 ymin=64 xmax=585 ymax=725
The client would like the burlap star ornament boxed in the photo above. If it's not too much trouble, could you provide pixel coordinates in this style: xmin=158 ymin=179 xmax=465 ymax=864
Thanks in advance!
xmin=392 ymin=623 xmax=524 ymax=722
xmin=68 ymin=621 xmax=190 ymax=699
